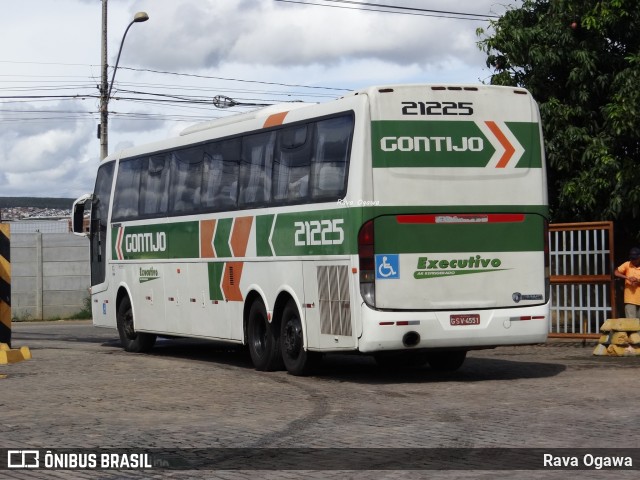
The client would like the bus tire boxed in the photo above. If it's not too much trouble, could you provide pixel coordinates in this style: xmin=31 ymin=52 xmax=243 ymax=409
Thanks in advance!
xmin=281 ymin=300 xmax=318 ymax=376
xmin=426 ymin=350 xmax=467 ymax=372
xmin=116 ymin=296 xmax=156 ymax=353
xmin=247 ymin=299 xmax=282 ymax=371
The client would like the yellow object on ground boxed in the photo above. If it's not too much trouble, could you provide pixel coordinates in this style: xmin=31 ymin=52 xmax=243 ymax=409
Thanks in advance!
xmin=593 ymin=319 xmax=640 ymax=356
xmin=0 ymin=343 xmax=31 ymax=364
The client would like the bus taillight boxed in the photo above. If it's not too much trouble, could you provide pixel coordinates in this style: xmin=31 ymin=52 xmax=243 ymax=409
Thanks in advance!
xmin=358 ymin=220 xmax=375 ymax=307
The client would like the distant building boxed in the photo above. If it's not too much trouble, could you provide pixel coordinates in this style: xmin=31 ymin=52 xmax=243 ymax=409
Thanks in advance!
xmin=7 ymin=218 xmax=70 ymax=234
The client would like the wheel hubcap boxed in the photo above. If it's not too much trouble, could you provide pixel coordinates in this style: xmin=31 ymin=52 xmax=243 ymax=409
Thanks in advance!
xmin=123 ymin=310 xmax=136 ymax=339
xmin=253 ymin=318 xmax=267 ymax=354
xmin=284 ymin=319 xmax=302 ymax=358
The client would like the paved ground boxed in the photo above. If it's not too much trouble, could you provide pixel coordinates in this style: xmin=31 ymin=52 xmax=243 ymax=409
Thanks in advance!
xmin=1 ymin=320 xmax=639 ymax=479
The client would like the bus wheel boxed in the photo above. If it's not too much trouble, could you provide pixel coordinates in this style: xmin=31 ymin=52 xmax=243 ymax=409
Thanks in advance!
xmin=116 ymin=296 xmax=156 ymax=353
xmin=426 ymin=351 xmax=467 ymax=372
xmin=281 ymin=301 xmax=317 ymax=376
xmin=247 ymin=299 xmax=282 ymax=371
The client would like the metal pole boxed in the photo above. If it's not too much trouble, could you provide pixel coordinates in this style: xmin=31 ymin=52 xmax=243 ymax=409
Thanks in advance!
xmin=99 ymin=4 xmax=148 ymax=160
xmin=100 ymin=0 xmax=109 ymax=160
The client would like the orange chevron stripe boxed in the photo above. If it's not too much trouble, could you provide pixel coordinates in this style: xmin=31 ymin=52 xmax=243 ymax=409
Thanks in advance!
xmin=200 ymin=219 xmax=216 ymax=258
xmin=230 ymin=216 xmax=253 ymax=257
xmin=221 ymin=262 xmax=244 ymax=302
xmin=485 ymin=121 xmax=515 ymax=168
xmin=263 ymin=111 xmax=288 ymax=128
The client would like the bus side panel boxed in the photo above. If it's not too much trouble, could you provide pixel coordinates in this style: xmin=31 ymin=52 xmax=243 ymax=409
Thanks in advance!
xmin=302 ymin=260 xmax=357 ymax=351
xmin=132 ymin=263 xmax=167 ymax=333
xmin=92 ymin=289 xmax=117 ymax=329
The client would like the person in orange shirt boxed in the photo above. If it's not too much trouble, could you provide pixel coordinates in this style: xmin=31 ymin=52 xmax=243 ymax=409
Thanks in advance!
xmin=614 ymin=247 xmax=640 ymax=318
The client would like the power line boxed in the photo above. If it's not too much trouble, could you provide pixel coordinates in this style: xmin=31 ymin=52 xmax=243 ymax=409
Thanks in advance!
xmin=274 ymin=0 xmax=499 ymax=20
xmin=322 ymin=0 xmax=498 ymax=18
xmin=117 ymin=66 xmax=350 ymax=91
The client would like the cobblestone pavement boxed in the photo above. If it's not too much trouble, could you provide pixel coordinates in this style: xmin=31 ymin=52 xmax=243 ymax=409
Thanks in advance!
xmin=1 ymin=321 xmax=639 ymax=480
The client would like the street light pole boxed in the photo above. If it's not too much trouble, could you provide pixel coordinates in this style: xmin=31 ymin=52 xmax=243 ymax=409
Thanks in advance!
xmin=99 ymin=1 xmax=149 ymax=160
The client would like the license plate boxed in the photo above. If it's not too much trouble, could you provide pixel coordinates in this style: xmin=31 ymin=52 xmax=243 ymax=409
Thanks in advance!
xmin=450 ymin=314 xmax=480 ymax=326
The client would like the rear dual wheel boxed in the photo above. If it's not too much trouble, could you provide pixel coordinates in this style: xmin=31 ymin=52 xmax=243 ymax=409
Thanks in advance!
xmin=247 ymin=300 xmax=283 ymax=371
xmin=281 ymin=301 xmax=319 ymax=376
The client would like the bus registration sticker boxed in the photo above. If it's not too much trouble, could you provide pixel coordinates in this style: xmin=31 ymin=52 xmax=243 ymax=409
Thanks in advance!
xmin=450 ymin=314 xmax=480 ymax=326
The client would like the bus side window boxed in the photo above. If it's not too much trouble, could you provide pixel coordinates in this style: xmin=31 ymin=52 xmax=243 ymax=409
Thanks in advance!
xmin=170 ymin=146 xmax=204 ymax=213
xmin=112 ymin=157 xmax=144 ymax=221
xmin=202 ymin=138 xmax=240 ymax=210
xmin=273 ymin=125 xmax=311 ymax=203
xmin=140 ymin=154 xmax=169 ymax=216
xmin=239 ymin=132 xmax=274 ymax=207
xmin=311 ymin=115 xmax=353 ymax=200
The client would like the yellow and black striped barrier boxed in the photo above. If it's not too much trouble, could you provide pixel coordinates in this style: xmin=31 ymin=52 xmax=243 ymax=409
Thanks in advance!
xmin=0 ymin=223 xmax=10 ymax=346
xmin=0 ymin=224 xmax=31 ymax=366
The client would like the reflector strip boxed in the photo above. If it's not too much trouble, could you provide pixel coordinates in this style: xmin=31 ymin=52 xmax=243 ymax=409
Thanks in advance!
xmin=379 ymin=320 xmax=421 ymax=326
xmin=510 ymin=316 xmax=546 ymax=321
xmin=396 ymin=214 xmax=525 ymax=224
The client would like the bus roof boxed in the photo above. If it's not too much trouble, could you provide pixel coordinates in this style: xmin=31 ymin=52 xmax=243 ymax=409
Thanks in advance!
xmin=343 ymin=83 xmax=531 ymax=98
xmin=180 ymin=102 xmax=313 ymax=136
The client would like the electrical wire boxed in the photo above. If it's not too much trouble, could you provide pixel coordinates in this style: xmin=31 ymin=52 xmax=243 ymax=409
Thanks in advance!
xmin=274 ymin=0 xmax=499 ymax=20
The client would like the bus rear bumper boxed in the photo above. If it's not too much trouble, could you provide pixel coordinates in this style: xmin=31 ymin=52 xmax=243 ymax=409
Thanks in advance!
xmin=357 ymin=303 xmax=549 ymax=353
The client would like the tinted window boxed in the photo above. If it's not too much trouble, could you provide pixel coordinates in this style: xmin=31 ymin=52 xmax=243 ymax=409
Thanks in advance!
xmin=91 ymin=161 xmax=114 ymax=285
xmin=139 ymin=154 xmax=169 ymax=216
xmin=202 ymin=138 xmax=240 ymax=210
xmin=310 ymin=116 xmax=352 ymax=200
xmin=170 ymin=147 xmax=204 ymax=213
xmin=111 ymin=112 xmax=353 ymax=221
xmin=239 ymin=131 xmax=275 ymax=207
xmin=112 ymin=157 xmax=144 ymax=220
xmin=273 ymin=125 xmax=312 ymax=202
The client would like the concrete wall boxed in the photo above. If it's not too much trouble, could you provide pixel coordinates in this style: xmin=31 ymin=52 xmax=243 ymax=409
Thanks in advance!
xmin=11 ymin=233 xmax=90 ymax=320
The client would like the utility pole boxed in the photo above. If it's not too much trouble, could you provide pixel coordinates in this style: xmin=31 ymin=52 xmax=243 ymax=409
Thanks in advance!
xmin=99 ymin=0 xmax=109 ymax=160
xmin=98 ymin=0 xmax=148 ymax=160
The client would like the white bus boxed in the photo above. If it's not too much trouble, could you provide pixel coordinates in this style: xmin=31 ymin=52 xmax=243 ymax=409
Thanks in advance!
xmin=73 ymin=83 xmax=549 ymax=375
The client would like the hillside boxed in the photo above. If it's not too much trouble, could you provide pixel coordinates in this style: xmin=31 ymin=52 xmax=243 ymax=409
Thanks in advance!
xmin=0 ymin=197 xmax=75 ymax=209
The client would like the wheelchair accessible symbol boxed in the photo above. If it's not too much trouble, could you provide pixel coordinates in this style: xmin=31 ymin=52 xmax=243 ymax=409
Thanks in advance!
xmin=376 ymin=254 xmax=400 ymax=279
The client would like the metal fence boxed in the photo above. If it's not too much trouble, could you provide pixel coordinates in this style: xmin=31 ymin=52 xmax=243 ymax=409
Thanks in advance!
xmin=548 ymin=222 xmax=615 ymax=337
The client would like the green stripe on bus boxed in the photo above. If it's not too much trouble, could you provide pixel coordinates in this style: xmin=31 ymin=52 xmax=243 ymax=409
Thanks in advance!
xmin=371 ymin=120 xmax=542 ymax=169
xmin=509 ymin=122 xmax=543 ymax=168
xmin=256 ymin=214 xmax=275 ymax=256
xmin=112 ymin=222 xmax=199 ymax=260
xmin=261 ymin=210 xmax=356 ymax=257
xmin=374 ymin=214 xmax=545 ymax=254
xmin=213 ymin=218 xmax=233 ymax=258
xmin=207 ymin=262 xmax=224 ymax=301
xmin=111 ymin=205 xmax=547 ymax=261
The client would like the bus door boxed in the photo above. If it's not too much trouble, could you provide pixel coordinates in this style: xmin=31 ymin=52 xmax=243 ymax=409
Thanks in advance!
xmin=72 ymin=161 xmax=116 ymax=325
xmin=89 ymin=162 xmax=115 ymax=291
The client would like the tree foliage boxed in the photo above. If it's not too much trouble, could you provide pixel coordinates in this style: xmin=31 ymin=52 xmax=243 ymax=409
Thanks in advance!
xmin=478 ymin=0 xmax=640 ymax=233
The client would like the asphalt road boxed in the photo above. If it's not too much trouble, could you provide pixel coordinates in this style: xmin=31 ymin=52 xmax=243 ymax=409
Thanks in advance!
xmin=1 ymin=320 xmax=639 ymax=480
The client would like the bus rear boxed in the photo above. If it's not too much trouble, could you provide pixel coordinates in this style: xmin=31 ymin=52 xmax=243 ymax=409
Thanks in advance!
xmin=357 ymin=85 xmax=549 ymax=359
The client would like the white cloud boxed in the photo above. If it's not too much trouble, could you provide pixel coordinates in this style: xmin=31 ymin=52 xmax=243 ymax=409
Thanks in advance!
xmin=0 ymin=0 xmax=514 ymax=198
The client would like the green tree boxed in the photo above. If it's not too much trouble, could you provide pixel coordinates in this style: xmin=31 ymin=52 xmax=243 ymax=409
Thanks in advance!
xmin=478 ymin=0 xmax=640 ymax=235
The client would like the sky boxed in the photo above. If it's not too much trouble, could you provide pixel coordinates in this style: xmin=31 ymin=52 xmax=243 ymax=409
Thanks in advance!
xmin=0 ymin=0 xmax=518 ymax=199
